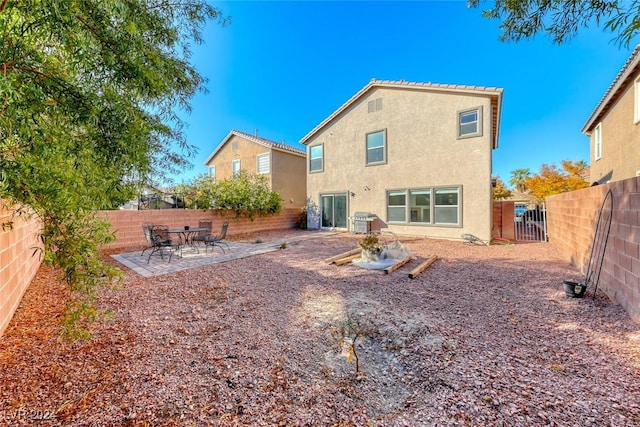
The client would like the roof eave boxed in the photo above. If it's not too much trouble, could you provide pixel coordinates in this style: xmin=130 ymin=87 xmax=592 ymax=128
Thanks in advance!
xmin=300 ymin=79 xmax=504 ymax=146
xmin=492 ymin=90 xmax=503 ymax=150
xmin=204 ymin=130 xmax=305 ymax=166
xmin=582 ymin=45 xmax=640 ymax=134
xmin=204 ymin=130 xmax=236 ymax=165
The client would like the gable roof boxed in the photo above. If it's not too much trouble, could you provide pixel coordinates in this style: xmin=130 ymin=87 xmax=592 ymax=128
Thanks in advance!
xmin=204 ymin=130 xmax=306 ymax=165
xmin=582 ymin=45 xmax=640 ymax=134
xmin=299 ymin=78 xmax=504 ymax=149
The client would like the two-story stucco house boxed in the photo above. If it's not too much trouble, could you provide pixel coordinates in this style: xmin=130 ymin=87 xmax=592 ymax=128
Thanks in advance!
xmin=301 ymin=79 xmax=503 ymax=242
xmin=204 ymin=130 xmax=307 ymax=208
xmin=583 ymin=45 xmax=640 ymax=184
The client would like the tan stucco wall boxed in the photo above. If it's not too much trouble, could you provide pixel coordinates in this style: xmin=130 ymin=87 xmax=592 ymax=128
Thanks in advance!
xmin=272 ymin=150 xmax=307 ymax=208
xmin=205 ymin=135 xmax=306 ymax=207
xmin=305 ymin=86 xmax=495 ymax=241
xmin=590 ymin=78 xmax=640 ymax=183
xmin=206 ymin=134 xmax=270 ymax=180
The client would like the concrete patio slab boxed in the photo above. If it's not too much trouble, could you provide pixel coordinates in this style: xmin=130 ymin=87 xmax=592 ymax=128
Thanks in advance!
xmin=112 ymin=231 xmax=338 ymax=277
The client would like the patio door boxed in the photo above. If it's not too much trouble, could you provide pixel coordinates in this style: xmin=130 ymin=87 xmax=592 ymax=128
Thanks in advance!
xmin=321 ymin=193 xmax=347 ymax=229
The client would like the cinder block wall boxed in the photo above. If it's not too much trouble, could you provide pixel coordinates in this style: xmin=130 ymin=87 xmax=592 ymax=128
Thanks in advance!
xmin=0 ymin=202 xmax=43 ymax=336
xmin=99 ymin=208 xmax=303 ymax=250
xmin=546 ymin=177 xmax=640 ymax=323
xmin=0 ymin=206 xmax=301 ymax=337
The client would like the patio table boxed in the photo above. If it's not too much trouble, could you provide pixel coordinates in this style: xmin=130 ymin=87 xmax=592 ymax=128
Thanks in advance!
xmin=167 ymin=227 xmax=209 ymax=254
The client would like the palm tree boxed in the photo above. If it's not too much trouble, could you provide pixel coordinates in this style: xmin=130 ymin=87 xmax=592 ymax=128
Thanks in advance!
xmin=509 ymin=168 xmax=531 ymax=193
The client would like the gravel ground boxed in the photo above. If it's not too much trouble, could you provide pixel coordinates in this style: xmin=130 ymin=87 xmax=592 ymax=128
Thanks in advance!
xmin=1 ymin=231 xmax=639 ymax=426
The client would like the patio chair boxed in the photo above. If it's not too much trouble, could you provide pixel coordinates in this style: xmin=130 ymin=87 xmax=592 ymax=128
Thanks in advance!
xmin=141 ymin=222 xmax=155 ymax=256
xmin=141 ymin=224 xmax=178 ymax=263
xmin=205 ymin=221 xmax=230 ymax=254
xmin=191 ymin=219 xmax=212 ymax=248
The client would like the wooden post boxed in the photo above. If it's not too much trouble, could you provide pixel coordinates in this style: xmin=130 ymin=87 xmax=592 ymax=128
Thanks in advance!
xmin=334 ymin=253 xmax=362 ymax=266
xmin=384 ymin=257 xmax=411 ymax=274
xmin=408 ymin=255 xmax=438 ymax=279
xmin=324 ymin=248 xmax=361 ymax=264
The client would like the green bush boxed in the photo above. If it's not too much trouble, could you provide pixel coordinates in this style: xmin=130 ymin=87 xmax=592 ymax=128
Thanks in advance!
xmin=182 ymin=171 xmax=283 ymax=220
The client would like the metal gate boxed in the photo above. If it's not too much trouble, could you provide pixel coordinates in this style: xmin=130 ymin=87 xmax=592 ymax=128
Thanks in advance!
xmin=514 ymin=203 xmax=548 ymax=242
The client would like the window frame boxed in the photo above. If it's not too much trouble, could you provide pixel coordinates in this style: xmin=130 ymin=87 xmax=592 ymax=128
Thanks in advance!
xmin=256 ymin=152 xmax=270 ymax=175
xmin=365 ymin=129 xmax=387 ymax=166
xmin=409 ymin=189 xmax=431 ymax=223
xmin=386 ymin=186 xmax=462 ymax=227
xmin=309 ymin=143 xmax=324 ymax=173
xmin=232 ymin=159 xmax=241 ymax=176
xmin=594 ymin=123 xmax=602 ymax=161
xmin=208 ymin=165 xmax=216 ymax=182
xmin=433 ymin=187 xmax=461 ymax=225
xmin=457 ymin=106 xmax=483 ymax=139
xmin=387 ymin=190 xmax=407 ymax=223
xmin=635 ymin=77 xmax=640 ymax=124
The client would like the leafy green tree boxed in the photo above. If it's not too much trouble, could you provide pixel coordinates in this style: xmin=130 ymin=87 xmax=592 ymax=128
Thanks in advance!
xmin=509 ymin=168 xmax=531 ymax=192
xmin=468 ymin=0 xmax=640 ymax=47
xmin=209 ymin=171 xmax=283 ymax=220
xmin=175 ymin=174 xmax=217 ymax=209
xmin=492 ymin=176 xmax=512 ymax=200
xmin=0 ymin=0 xmax=223 ymax=335
xmin=525 ymin=160 xmax=590 ymax=201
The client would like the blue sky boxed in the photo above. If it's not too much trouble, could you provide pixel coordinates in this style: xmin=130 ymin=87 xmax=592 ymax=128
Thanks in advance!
xmin=171 ymin=0 xmax=637 ymax=188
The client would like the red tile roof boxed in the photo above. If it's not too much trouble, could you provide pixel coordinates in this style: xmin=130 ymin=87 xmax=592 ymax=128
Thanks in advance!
xmin=204 ymin=130 xmax=305 ymax=165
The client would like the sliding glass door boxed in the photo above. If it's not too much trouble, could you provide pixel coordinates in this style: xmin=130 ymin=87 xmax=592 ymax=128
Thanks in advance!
xmin=320 ymin=193 xmax=347 ymax=229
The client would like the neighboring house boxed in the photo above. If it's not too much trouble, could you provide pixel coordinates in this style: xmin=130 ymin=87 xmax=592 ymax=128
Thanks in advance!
xmin=583 ymin=45 xmax=640 ymax=184
xmin=300 ymin=79 xmax=503 ymax=242
xmin=204 ymin=130 xmax=307 ymax=208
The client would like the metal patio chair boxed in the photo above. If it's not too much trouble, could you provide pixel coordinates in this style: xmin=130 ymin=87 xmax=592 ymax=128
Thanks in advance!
xmin=141 ymin=223 xmax=178 ymax=263
xmin=191 ymin=219 xmax=213 ymax=248
xmin=205 ymin=221 xmax=230 ymax=254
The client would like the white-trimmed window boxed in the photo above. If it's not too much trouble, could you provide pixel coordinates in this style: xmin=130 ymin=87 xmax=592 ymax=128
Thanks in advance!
xmin=208 ymin=165 xmax=216 ymax=182
xmin=594 ymin=123 xmax=602 ymax=161
xmin=257 ymin=153 xmax=270 ymax=174
xmin=635 ymin=77 xmax=640 ymax=123
xmin=458 ymin=107 xmax=483 ymax=138
xmin=232 ymin=159 xmax=241 ymax=176
xmin=309 ymin=144 xmax=323 ymax=173
xmin=366 ymin=129 xmax=386 ymax=165
xmin=387 ymin=187 xmax=461 ymax=226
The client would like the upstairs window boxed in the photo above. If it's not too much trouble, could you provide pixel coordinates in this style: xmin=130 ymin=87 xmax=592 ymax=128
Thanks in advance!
xmin=366 ymin=129 xmax=386 ymax=165
xmin=309 ymin=144 xmax=323 ymax=173
xmin=209 ymin=165 xmax=216 ymax=182
xmin=232 ymin=159 xmax=241 ymax=176
xmin=257 ymin=153 xmax=270 ymax=174
xmin=458 ymin=107 xmax=482 ymax=138
xmin=594 ymin=123 xmax=602 ymax=161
